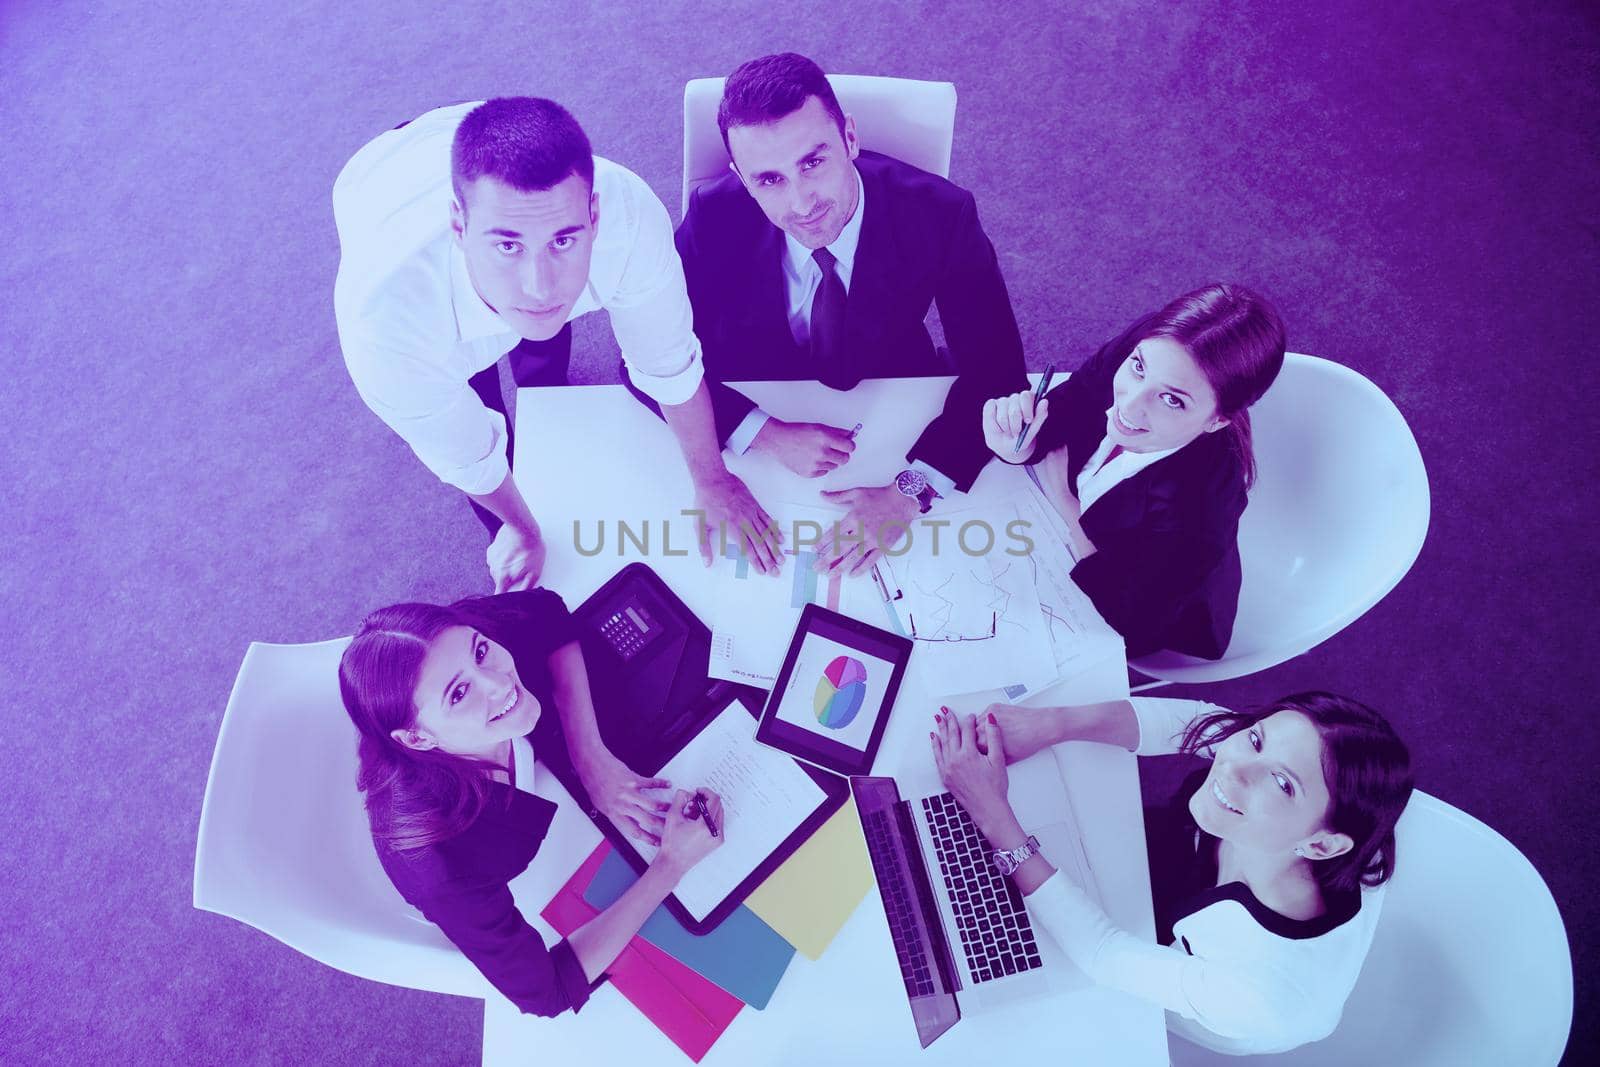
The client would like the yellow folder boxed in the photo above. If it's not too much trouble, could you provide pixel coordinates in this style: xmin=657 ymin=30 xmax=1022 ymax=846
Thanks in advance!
xmin=744 ymin=797 xmax=872 ymax=960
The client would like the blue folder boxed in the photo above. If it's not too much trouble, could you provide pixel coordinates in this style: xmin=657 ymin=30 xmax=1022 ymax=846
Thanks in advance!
xmin=582 ymin=849 xmax=796 ymax=1009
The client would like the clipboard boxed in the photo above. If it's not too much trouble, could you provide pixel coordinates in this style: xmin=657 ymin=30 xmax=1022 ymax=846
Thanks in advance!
xmin=609 ymin=691 xmax=847 ymax=934
xmin=546 ymin=563 xmax=848 ymax=934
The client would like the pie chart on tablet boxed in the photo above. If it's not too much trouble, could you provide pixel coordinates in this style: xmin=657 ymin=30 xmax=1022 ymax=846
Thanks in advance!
xmin=814 ymin=656 xmax=868 ymax=730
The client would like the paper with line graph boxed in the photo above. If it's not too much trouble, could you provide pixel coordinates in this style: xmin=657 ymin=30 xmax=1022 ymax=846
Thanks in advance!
xmin=998 ymin=490 xmax=1125 ymax=700
xmin=707 ymin=502 xmax=873 ymax=686
xmin=880 ymin=508 xmax=1057 ymax=696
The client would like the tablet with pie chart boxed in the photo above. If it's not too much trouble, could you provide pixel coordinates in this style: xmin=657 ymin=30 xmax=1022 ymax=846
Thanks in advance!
xmin=756 ymin=604 xmax=913 ymax=777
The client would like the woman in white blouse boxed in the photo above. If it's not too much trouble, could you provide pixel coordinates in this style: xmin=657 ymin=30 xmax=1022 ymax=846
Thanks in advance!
xmin=983 ymin=284 xmax=1286 ymax=660
xmin=930 ymin=693 xmax=1413 ymax=1055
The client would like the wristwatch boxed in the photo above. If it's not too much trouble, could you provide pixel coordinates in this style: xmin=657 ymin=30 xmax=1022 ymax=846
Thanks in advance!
xmin=894 ymin=468 xmax=942 ymax=514
xmin=992 ymin=834 xmax=1042 ymax=877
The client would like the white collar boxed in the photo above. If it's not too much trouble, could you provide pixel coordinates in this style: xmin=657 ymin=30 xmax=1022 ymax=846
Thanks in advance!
xmin=783 ymin=165 xmax=867 ymax=280
xmin=1076 ymin=417 xmax=1186 ymax=513
xmin=1085 ymin=431 xmax=1183 ymax=477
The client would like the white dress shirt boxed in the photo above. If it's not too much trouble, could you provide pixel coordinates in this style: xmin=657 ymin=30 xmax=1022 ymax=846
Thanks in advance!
xmin=725 ymin=169 xmax=953 ymax=497
xmin=1023 ymin=697 xmax=1385 ymax=1055
xmin=333 ymin=102 xmax=704 ymax=495
xmin=1073 ymin=414 xmax=1182 ymax=515
xmin=511 ymin=734 xmax=537 ymax=794
xmin=778 ymin=167 xmax=867 ymax=347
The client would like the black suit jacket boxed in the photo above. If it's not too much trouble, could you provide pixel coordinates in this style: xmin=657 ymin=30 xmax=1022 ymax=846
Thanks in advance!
xmin=674 ymin=150 xmax=1028 ymax=491
xmin=373 ymin=590 xmax=602 ymax=1018
xmin=1027 ymin=318 xmax=1247 ymax=659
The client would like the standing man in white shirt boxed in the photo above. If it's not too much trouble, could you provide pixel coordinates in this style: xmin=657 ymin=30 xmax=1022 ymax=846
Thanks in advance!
xmin=334 ymin=98 xmax=784 ymax=591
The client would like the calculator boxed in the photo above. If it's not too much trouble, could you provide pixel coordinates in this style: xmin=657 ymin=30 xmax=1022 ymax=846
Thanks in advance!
xmin=598 ymin=598 xmax=663 ymax=662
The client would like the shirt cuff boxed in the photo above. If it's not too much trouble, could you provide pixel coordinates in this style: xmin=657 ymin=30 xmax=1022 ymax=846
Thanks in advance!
xmin=727 ymin=409 xmax=772 ymax=455
xmin=909 ymin=460 xmax=957 ymax=501
xmin=1131 ymin=698 xmax=1225 ymax=757
xmin=548 ymin=936 xmax=604 ymax=1014
xmin=624 ymin=347 xmax=706 ymax=407
xmin=436 ymin=444 xmax=511 ymax=497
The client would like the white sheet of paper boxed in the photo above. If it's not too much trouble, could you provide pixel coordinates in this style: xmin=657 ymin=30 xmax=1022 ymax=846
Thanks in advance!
xmin=707 ymin=502 xmax=844 ymax=684
xmin=882 ymin=508 xmax=1057 ymax=696
xmin=632 ymin=699 xmax=828 ymax=921
xmin=707 ymin=503 xmax=870 ymax=686
xmin=999 ymin=485 xmax=1126 ymax=699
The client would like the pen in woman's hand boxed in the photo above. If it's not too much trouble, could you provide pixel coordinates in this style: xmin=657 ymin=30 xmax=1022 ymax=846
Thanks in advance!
xmin=691 ymin=791 xmax=720 ymax=838
xmin=1014 ymin=365 xmax=1056 ymax=452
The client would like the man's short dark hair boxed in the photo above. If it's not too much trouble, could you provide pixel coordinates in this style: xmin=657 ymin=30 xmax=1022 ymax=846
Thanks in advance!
xmin=451 ymin=97 xmax=595 ymax=209
xmin=717 ymin=53 xmax=847 ymax=154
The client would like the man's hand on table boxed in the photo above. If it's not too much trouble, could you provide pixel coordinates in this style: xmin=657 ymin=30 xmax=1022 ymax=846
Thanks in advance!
xmin=750 ymin=418 xmax=857 ymax=478
xmin=574 ymin=745 xmax=674 ymax=848
xmin=487 ymin=520 xmax=547 ymax=592
xmin=813 ymin=484 xmax=919 ymax=577
xmin=689 ymin=469 xmax=785 ymax=574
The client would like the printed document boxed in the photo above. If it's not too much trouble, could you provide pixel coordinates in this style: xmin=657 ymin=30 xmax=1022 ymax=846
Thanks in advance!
xmin=634 ymin=699 xmax=828 ymax=921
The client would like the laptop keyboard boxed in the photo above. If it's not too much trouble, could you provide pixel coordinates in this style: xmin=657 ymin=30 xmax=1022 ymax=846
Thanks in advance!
xmin=863 ymin=809 xmax=937 ymax=998
xmin=922 ymin=792 xmax=1044 ymax=984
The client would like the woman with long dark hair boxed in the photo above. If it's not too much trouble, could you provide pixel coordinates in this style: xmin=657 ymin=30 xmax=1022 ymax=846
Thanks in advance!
xmin=983 ymin=283 xmax=1287 ymax=659
xmin=340 ymin=589 xmax=724 ymax=1018
xmin=931 ymin=694 xmax=1413 ymax=1054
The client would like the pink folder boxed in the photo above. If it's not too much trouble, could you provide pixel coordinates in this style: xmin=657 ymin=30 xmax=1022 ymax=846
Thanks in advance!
xmin=541 ymin=843 xmax=744 ymax=1062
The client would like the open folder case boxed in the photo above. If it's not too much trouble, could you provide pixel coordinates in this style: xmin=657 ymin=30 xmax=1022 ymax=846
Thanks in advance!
xmin=557 ymin=564 xmax=850 ymax=933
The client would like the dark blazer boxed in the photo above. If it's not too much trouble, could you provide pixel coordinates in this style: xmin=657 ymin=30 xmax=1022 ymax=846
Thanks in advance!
xmin=373 ymin=590 xmax=602 ymax=1018
xmin=673 ymin=150 xmax=1028 ymax=492
xmin=1027 ymin=317 xmax=1247 ymax=660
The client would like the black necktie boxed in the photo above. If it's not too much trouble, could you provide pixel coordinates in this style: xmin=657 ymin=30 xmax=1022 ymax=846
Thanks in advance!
xmin=809 ymin=247 xmax=852 ymax=389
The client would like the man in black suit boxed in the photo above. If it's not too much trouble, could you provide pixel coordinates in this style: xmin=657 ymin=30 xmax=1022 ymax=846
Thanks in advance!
xmin=668 ymin=52 xmax=1029 ymax=575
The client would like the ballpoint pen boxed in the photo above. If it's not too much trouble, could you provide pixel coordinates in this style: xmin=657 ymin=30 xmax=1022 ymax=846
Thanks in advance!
xmin=691 ymin=791 xmax=719 ymax=838
xmin=1014 ymin=364 xmax=1056 ymax=452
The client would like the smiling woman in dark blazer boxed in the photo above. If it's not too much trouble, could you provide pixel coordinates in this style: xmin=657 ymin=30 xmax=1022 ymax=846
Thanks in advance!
xmin=338 ymin=589 xmax=724 ymax=1017
xmin=985 ymin=284 xmax=1286 ymax=659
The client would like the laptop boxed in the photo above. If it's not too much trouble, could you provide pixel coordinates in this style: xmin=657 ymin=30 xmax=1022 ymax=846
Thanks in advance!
xmin=852 ymin=750 xmax=1104 ymax=1047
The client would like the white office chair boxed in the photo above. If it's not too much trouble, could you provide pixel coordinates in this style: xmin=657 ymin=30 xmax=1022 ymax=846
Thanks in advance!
xmin=1130 ymin=353 xmax=1430 ymax=685
xmin=681 ymin=74 xmax=957 ymax=215
xmin=193 ymin=639 xmax=494 ymax=998
xmin=1169 ymin=790 xmax=1572 ymax=1066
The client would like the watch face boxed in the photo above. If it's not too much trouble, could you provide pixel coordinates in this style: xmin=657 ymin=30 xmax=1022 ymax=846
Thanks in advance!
xmin=895 ymin=468 xmax=927 ymax=496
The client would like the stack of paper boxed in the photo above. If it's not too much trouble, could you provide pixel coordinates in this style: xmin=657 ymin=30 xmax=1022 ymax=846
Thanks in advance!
xmin=878 ymin=488 xmax=1125 ymax=699
xmin=997 ymin=488 xmax=1126 ymax=699
xmin=879 ymin=506 xmax=1057 ymax=696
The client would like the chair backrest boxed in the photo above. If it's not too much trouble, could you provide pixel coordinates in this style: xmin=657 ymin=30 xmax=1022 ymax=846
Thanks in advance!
xmin=681 ymin=74 xmax=957 ymax=215
xmin=193 ymin=639 xmax=492 ymax=998
xmin=1131 ymin=353 xmax=1430 ymax=684
xmin=1171 ymin=790 xmax=1572 ymax=1066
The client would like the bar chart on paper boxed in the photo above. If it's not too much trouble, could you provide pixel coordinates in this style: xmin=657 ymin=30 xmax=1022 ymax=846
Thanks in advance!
xmin=709 ymin=504 xmax=868 ymax=687
xmin=722 ymin=544 xmax=843 ymax=612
